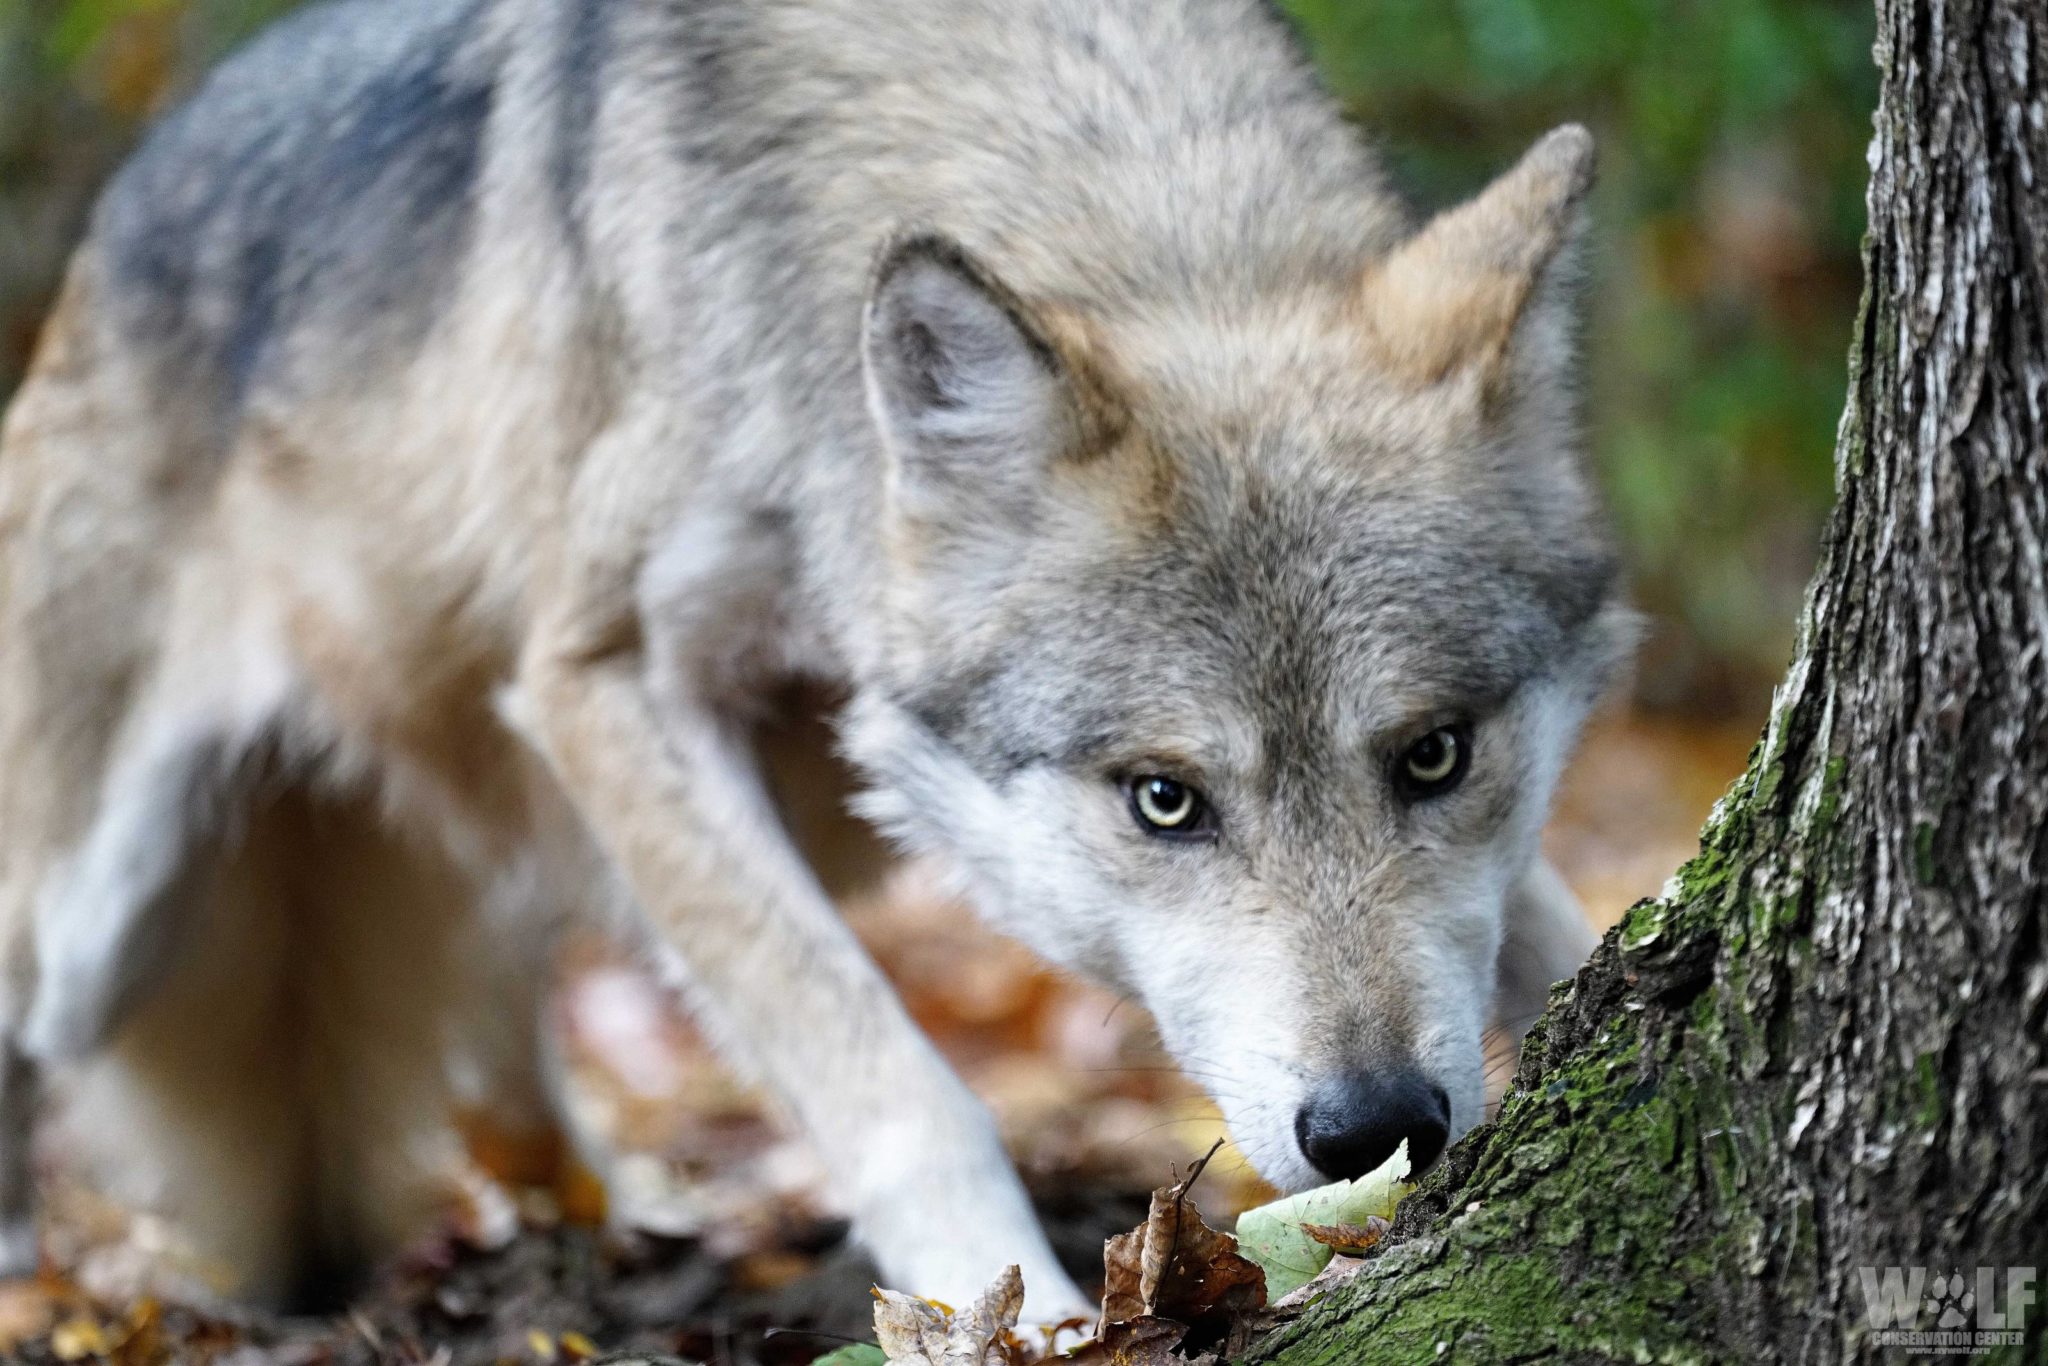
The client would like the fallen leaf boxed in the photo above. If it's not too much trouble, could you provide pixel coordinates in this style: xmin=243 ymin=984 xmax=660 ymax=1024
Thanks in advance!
xmin=734 ymin=1249 xmax=817 ymax=1292
xmin=109 ymin=1298 xmax=163 ymax=1366
xmin=1098 ymin=1161 xmax=1265 ymax=1333
xmin=1066 ymin=1145 xmax=1268 ymax=1364
xmin=1060 ymin=1316 xmax=1185 ymax=1366
xmin=811 ymin=1345 xmax=889 ymax=1366
xmin=1299 ymin=1218 xmax=1388 ymax=1256
xmin=50 ymin=1315 xmax=110 ymax=1361
xmin=1098 ymin=1227 xmax=1147 ymax=1327
xmin=1233 ymin=1140 xmax=1411 ymax=1299
xmin=873 ymin=1265 xmax=1031 ymax=1366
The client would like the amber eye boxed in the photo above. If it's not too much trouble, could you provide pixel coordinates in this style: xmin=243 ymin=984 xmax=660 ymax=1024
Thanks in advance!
xmin=1398 ymin=725 xmax=1471 ymax=799
xmin=1129 ymin=775 xmax=1212 ymax=838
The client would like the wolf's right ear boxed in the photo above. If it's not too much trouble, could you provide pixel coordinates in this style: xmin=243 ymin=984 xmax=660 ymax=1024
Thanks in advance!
xmin=862 ymin=233 xmax=1080 ymax=528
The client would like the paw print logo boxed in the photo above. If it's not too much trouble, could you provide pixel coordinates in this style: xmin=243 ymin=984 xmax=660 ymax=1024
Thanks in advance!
xmin=1923 ymin=1271 xmax=1975 ymax=1329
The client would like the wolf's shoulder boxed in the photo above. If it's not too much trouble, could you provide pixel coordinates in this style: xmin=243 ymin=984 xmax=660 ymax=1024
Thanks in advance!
xmin=90 ymin=0 xmax=500 ymax=408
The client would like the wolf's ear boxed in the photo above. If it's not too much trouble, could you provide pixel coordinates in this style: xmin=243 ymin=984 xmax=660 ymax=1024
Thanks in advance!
xmin=1359 ymin=124 xmax=1594 ymax=396
xmin=863 ymin=233 xmax=1080 ymax=527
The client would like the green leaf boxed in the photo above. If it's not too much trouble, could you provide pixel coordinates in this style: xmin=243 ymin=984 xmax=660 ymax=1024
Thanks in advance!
xmin=1233 ymin=1141 xmax=1413 ymax=1300
xmin=810 ymin=1344 xmax=887 ymax=1366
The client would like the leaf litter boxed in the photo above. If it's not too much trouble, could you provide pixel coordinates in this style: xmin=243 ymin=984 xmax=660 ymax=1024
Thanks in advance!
xmin=851 ymin=1140 xmax=1413 ymax=1366
xmin=0 ymin=861 xmax=1458 ymax=1365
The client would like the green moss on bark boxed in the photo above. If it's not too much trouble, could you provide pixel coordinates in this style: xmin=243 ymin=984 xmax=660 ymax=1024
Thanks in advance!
xmin=1249 ymin=997 xmax=1740 ymax=1363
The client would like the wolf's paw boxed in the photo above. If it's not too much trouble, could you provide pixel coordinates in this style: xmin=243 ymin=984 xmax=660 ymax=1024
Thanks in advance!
xmin=601 ymin=1152 xmax=708 ymax=1239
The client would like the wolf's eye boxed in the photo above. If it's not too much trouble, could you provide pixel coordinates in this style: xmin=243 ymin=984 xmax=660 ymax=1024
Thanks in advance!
xmin=1398 ymin=725 xmax=1470 ymax=799
xmin=1129 ymin=775 xmax=1213 ymax=838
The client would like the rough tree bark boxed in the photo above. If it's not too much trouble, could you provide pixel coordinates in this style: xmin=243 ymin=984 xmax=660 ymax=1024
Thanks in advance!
xmin=1252 ymin=0 xmax=2047 ymax=1361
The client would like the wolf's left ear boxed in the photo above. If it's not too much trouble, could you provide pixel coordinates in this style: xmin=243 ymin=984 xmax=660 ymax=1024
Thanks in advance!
xmin=862 ymin=233 xmax=1081 ymax=527
xmin=1359 ymin=124 xmax=1594 ymax=399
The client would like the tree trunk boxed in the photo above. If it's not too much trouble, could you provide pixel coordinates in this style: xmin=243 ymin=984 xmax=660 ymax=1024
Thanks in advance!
xmin=1252 ymin=0 xmax=2047 ymax=1361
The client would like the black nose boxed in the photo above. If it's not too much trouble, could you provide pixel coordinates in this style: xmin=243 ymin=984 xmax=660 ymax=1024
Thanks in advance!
xmin=1294 ymin=1070 xmax=1451 ymax=1180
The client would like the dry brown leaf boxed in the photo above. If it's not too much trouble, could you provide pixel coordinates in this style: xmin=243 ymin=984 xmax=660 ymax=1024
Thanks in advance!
xmin=1060 ymin=1315 xmax=1186 ymax=1366
xmin=873 ymin=1264 xmax=1033 ymax=1366
xmin=108 ymin=1298 xmax=165 ymax=1366
xmin=1299 ymin=1218 xmax=1388 ymax=1257
xmin=1098 ymin=1180 xmax=1265 ymax=1332
xmin=1098 ymin=1226 xmax=1147 ymax=1328
xmin=1078 ymin=1146 xmax=1267 ymax=1365
xmin=49 ymin=1315 xmax=110 ymax=1361
xmin=874 ymin=1291 xmax=949 ymax=1365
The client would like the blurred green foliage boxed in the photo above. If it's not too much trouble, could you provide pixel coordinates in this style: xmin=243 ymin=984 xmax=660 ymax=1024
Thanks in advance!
xmin=0 ymin=0 xmax=1875 ymax=704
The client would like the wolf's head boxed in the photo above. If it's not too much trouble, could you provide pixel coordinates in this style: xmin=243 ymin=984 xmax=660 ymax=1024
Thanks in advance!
xmin=846 ymin=127 xmax=1630 ymax=1190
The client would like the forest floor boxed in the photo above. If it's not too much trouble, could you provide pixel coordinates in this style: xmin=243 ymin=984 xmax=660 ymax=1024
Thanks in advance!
xmin=0 ymin=707 xmax=1756 ymax=1365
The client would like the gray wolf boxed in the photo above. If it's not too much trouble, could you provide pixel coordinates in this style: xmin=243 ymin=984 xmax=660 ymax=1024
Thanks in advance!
xmin=0 ymin=0 xmax=1627 ymax=1318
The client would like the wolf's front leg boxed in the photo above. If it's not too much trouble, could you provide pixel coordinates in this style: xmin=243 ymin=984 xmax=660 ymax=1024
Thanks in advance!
xmin=1494 ymin=857 xmax=1599 ymax=1040
xmin=516 ymin=626 xmax=1090 ymax=1322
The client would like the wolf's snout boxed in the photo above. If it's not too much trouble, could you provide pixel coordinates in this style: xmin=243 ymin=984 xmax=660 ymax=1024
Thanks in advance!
xmin=1294 ymin=1069 xmax=1451 ymax=1180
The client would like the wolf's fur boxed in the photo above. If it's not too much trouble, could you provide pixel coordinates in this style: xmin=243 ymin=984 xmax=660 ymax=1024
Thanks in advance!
xmin=0 ymin=0 xmax=1625 ymax=1316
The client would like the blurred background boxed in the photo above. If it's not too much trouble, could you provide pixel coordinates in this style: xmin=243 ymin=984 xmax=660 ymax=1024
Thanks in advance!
xmin=0 ymin=1 xmax=1877 ymax=1358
